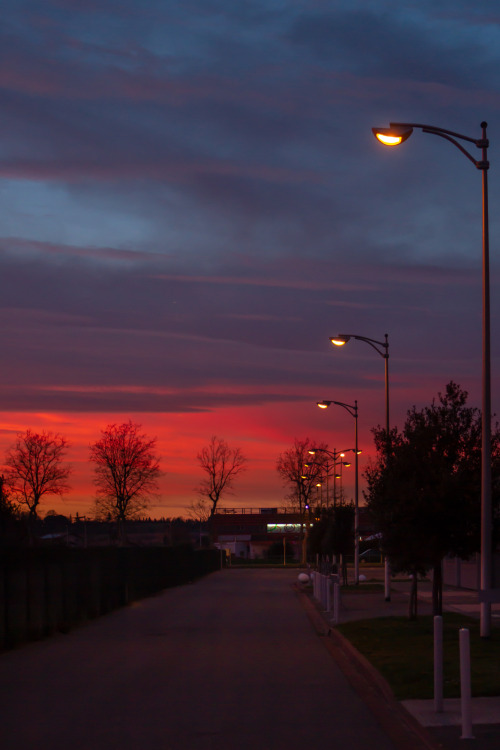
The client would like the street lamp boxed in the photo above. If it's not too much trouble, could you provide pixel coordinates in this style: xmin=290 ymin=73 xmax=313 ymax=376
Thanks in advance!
xmin=331 ymin=333 xmax=391 ymax=599
xmin=308 ymin=446 xmax=356 ymax=507
xmin=373 ymin=121 xmax=492 ymax=636
xmin=316 ymin=399 xmax=360 ymax=583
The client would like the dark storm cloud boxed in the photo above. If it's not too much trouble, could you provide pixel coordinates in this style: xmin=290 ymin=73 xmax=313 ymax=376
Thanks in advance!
xmin=0 ymin=0 xmax=499 ymax=427
xmin=288 ymin=7 xmax=500 ymax=89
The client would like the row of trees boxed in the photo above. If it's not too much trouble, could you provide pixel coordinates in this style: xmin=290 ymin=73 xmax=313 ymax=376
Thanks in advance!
xmin=365 ymin=381 xmax=500 ymax=618
xmin=274 ymin=382 xmax=500 ymax=619
xmin=1 ymin=426 xmax=248 ymax=525
xmin=308 ymin=504 xmax=355 ymax=585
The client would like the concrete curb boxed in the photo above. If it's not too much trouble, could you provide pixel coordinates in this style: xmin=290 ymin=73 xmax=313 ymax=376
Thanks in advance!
xmin=294 ymin=584 xmax=443 ymax=750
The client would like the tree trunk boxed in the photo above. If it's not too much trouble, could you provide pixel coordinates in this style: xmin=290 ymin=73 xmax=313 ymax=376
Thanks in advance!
xmin=341 ymin=555 xmax=348 ymax=586
xmin=432 ymin=560 xmax=443 ymax=616
xmin=408 ymin=573 xmax=418 ymax=620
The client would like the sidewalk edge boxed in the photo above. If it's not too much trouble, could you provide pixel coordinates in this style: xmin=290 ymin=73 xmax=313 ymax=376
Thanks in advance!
xmin=294 ymin=584 xmax=443 ymax=750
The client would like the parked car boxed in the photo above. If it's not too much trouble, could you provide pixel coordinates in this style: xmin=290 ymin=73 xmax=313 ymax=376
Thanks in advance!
xmin=359 ymin=548 xmax=382 ymax=563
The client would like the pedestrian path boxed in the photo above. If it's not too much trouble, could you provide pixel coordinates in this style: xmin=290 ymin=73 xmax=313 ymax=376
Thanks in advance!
xmin=324 ymin=574 xmax=500 ymax=750
xmin=416 ymin=588 xmax=500 ymax=623
xmin=0 ymin=569 xmax=404 ymax=750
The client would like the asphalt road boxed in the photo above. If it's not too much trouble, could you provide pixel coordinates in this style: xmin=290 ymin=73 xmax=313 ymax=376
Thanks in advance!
xmin=1 ymin=568 xmax=401 ymax=750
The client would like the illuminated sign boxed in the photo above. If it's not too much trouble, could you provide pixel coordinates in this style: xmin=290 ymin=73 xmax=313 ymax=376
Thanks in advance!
xmin=267 ymin=523 xmax=305 ymax=533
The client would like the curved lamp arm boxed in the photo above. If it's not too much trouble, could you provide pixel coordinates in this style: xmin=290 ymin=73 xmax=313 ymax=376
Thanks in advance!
xmin=373 ymin=122 xmax=489 ymax=171
xmin=331 ymin=334 xmax=388 ymax=360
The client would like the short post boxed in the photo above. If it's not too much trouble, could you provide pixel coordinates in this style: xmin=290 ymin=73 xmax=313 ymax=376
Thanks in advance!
xmin=434 ymin=615 xmax=443 ymax=713
xmin=460 ymin=628 xmax=474 ymax=739
xmin=332 ymin=581 xmax=340 ymax=624
xmin=326 ymin=576 xmax=331 ymax=613
xmin=384 ymin=557 xmax=391 ymax=601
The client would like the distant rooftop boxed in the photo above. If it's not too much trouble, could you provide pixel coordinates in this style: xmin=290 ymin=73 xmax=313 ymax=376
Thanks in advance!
xmin=214 ymin=507 xmax=291 ymax=515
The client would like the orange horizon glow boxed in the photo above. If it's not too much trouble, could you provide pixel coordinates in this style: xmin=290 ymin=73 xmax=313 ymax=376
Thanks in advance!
xmin=0 ymin=401 xmax=375 ymax=520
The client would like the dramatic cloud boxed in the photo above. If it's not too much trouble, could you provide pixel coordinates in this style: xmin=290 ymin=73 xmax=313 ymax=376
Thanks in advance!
xmin=0 ymin=0 xmax=499 ymax=515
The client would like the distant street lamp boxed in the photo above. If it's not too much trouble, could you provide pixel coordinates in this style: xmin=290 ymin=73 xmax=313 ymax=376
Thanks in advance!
xmin=373 ymin=121 xmax=492 ymax=636
xmin=316 ymin=399 xmax=360 ymax=583
xmin=307 ymin=447 xmax=355 ymax=507
xmin=331 ymin=333 xmax=391 ymax=600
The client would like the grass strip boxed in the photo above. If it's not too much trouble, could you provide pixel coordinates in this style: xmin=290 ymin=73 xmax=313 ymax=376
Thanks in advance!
xmin=337 ymin=613 xmax=500 ymax=700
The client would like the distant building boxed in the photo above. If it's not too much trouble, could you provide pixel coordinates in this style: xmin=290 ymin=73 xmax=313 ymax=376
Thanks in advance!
xmin=212 ymin=506 xmax=375 ymax=561
xmin=212 ymin=507 xmax=305 ymax=560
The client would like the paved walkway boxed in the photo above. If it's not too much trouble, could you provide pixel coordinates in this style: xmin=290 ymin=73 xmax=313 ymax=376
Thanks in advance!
xmin=2 ymin=567 xmax=499 ymax=749
xmin=312 ymin=571 xmax=500 ymax=750
xmin=1 ymin=568 xmax=408 ymax=750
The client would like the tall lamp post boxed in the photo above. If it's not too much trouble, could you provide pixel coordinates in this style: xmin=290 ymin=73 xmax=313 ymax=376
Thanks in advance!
xmin=373 ymin=121 xmax=492 ymax=636
xmin=331 ymin=333 xmax=391 ymax=600
xmin=317 ymin=399 xmax=360 ymax=583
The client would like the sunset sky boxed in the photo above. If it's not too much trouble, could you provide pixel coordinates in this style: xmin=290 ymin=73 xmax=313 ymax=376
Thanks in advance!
xmin=1 ymin=0 xmax=500 ymax=518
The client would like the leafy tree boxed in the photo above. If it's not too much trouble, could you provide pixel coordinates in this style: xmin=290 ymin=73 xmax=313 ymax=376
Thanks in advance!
xmin=90 ymin=421 xmax=161 ymax=526
xmin=196 ymin=436 xmax=247 ymax=517
xmin=0 ymin=475 xmax=18 ymax=520
xmin=4 ymin=430 xmax=71 ymax=520
xmin=364 ymin=381 xmax=498 ymax=618
xmin=307 ymin=503 xmax=354 ymax=584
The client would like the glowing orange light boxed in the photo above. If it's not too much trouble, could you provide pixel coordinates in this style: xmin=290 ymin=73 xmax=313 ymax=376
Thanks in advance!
xmin=372 ymin=126 xmax=413 ymax=146
xmin=331 ymin=338 xmax=347 ymax=346
xmin=317 ymin=403 xmax=329 ymax=409
xmin=375 ymin=133 xmax=403 ymax=146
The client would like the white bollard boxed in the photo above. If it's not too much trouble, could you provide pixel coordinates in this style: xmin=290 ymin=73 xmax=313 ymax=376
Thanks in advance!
xmin=326 ymin=577 xmax=331 ymax=613
xmin=332 ymin=581 xmax=340 ymax=624
xmin=459 ymin=628 xmax=474 ymax=739
xmin=434 ymin=616 xmax=443 ymax=713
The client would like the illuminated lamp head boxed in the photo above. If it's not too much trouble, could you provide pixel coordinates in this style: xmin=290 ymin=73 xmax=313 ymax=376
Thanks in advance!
xmin=372 ymin=126 xmax=413 ymax=146
xmin=317 ymin=401 xmax=330 ymax=409
xmin=330 ymin=335 xmax=350 ymax=347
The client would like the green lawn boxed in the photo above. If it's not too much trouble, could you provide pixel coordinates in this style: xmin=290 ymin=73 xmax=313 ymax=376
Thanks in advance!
xmin=337 ymin=613 xmax=500 ymax=700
